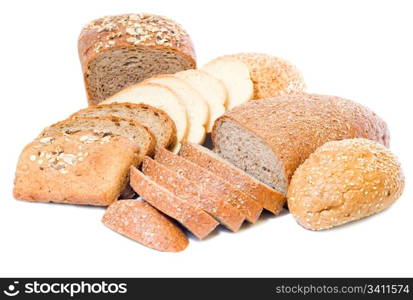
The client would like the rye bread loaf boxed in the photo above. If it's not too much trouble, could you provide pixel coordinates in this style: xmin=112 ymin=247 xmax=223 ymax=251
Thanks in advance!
xmin=39 ymin=116 xmax=156 ymax=159
xmin=102 ymin=200 xmax=188 ymax=252
xmin=179 ymin=143 xmax=285 ymax=214
xmin=142 ymin=157 xmax=245 ymax=232
xmin=130 ymin=166 xmax=219 ymax=239
xmin=154 ymin=148 xmax=263 ymax=223
xmin=14 ymin=131 xmax=140 ymax=206
xmin=70 ymin=103 xmax=177 ymax=149
xmin=78 ymin=13 xmax=196 ymax=105
xmin=212 ymin=94 xmax=389 ymax=195
xmin=288 ymin=139 xmax=404 ymax=230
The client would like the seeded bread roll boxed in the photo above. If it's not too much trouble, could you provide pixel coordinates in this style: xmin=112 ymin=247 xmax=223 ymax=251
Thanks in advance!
xmin=78 ymin=13 xmax=196 ymax=105
xmin=288 ymin=139 xmax=404 ymax=230
xmin=102 ymin=200 xmax=188 ymax=252
xmin=213 ymin=94 xmax=389 ymax=195
xmin=14 ymin=131 xmax=140 ymax=206
xmin=70 ymin=103 xmax=177 ymax=149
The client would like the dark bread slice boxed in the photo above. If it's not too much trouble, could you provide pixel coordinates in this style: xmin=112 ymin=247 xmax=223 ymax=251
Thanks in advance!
xmin=142 ymin=157 xmax=245 ymax=232
xmin=70 ymin=103 xmax=177 ymax=149
xmin=154 ymin=147 xmax=263 ymax=223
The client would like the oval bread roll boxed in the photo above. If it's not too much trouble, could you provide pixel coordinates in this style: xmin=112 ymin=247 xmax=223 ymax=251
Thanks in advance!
xmin=287 ymin=138 xmax=404 ymax=230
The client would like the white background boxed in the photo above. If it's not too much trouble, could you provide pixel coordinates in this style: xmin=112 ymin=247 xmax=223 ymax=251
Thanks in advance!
xmin=1 ymin=0 xmax=412 ymax=277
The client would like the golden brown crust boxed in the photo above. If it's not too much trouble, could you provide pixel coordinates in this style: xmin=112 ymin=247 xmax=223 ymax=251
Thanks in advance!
xmin=213 ymin=93 xmax=390 ymax=185
xmin=130 ymin=166 xmax=219 ymax=239
xmin=13 ymin=131 xmax=141 ymax=206
xmin=287 ymin=139 xmax=404 ymax=230
xmin=179 ymin=142 xmax=285 ymax=214
xmin=102 ymin=200 xmax=188 ymax=252
xmin=78 ymin=13 xmax=196 ymax=105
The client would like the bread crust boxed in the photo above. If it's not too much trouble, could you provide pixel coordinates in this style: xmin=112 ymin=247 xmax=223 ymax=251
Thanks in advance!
xmin=179 ymin=143 xmax=285 ymax=214
xmin=102 ymin=200 xmax=188 ymax=252
xmin=287 ymin=139 xmax=404 ymax=230
xmin=78 ymin=13 xmax=196 ymax=105
xmin=213 ymin=93 xmax=390 ymax=190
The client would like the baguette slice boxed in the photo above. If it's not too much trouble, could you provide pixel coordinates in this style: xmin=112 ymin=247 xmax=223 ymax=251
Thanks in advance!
xmin=102 ymin=200 xmax=188 ymax=252
xmin=143 ymin=75 xmax=209 ymax=144
xmin=130 ymin=166 xmax=219 ymax=239
xmin=103 ymin=83 xmax=188 ymax=144
xmin=154 ymin=148 xmax=263 ymax=223
xmin=175 ymin=69 xmax=227 ymax=132
xmin=39 ymin=116 xmax=155 ymax=158
xmin=179 ymin=143 xmax=285 ymax=214
xmin=142 ymin=157 xmax=245 ymax=232
xmin=202 ymin=57 xmax=254 ymax=110
xmin=70 ymin=103 xmax=177 ymax=149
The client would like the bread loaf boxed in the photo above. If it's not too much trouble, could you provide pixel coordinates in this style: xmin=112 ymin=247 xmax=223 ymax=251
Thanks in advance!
xmin=79 ymin=13 xmax=196 ymax=105
xmin=102 ymin=200 xmax=188 ymax=252
xmin=287 ymin=139 xmax=404 ymax=230
xmin=213 ymin=94 xmax=389 ymax=195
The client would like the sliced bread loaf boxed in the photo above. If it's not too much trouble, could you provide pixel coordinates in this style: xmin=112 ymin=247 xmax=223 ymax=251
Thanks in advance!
xmin=78 ymin=13 xmax=196 ymax=105
xmin=142 ymin=157 xmax=245 ymax=232
xmin=70 ymin=103 xmax=177 ymax=149
xmin=130 ymin=166 xmax=219 ymax=239
xmin=39 ymin=116 xmax=156 ymax=158
xmin=102 ymin=82 xmax=188 ymax=146
xmin=175 ymin=69 xmax=227 ymax=132
xmin=154 ymin=148 xmax=263 ymax=223
xmin=143 ymin=75 xmax=209 ymax=144
xmin=179 ymin=143 xmax=285 ymax=214
xmin=212 ymin=94 xmax=390 ymax=195
xmin=14 ymin=131 xmax=140 ymax=206
xmin=102 ymin=200 xmax=188 ymax=252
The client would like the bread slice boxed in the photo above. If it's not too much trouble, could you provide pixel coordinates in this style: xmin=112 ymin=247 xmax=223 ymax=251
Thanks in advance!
xmin=14 ymin=131 xmax=141 ymax=206
xmin=102 ymin=83 xmax=188 ymax=145
xmin=202 ymin=57 xmax=254 ymax=109
xmin=78 ymin=13 xmax=196 ymax=105
xmin=143 ymin=75 xmax=209 ymax=144
xmin=179 ymin=143 xmax=285 ymax=214
xmin=142 ymin=157 xmax=245 ymax=232
xmin=154 ymin=148 xmax=262 ymax=223
xmin=130 ymin=166 xmax=219 ymax=239
xmin=70 ymin=103 xmax=177 ymax=149
xmin=102 ymin=200 xmax=188 ymax=252
xmin=175 ymin=69 xmax=227 ymax=132
xmin=39 ymin=116 xmax=155 ymax=158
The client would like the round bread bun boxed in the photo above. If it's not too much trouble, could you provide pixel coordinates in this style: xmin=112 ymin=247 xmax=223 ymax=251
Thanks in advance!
xmin=287 ymin=138 xmax=404 ymax=230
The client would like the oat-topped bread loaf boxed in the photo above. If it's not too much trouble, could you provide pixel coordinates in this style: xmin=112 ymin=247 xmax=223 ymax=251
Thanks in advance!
xmin=39 ymin=116 xmax=155 ymax=158
xmin=14 ymin=131 xmax=140 ymax=206
xmin=288 ymin=139 xmax=404 ymax=230
xmin=213 ymin=94 xmax=389 ymax=195
xmin=102 ymin=200 xmax=188 ymax=252
xmin=202 ymin=53 xmax=305 ymax=109
xmin=70 ymin=103 xmax=177 ymax=149
xmin=79 ymin=13 xmax=196 ymax=105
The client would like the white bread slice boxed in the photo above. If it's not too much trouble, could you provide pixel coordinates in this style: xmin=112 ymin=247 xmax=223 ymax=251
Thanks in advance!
xmin=102 ymin=83 xmax=188 ymax=144
xmin=202 ymin=57 xmax=254 ymax=110
xmin=175 ymin=69 xmax=227 ymax=132
xmin=144 ymin=75 xmax=209 ymax=144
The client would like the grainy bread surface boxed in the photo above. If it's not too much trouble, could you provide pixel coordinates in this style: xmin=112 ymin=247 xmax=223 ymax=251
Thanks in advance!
xmin=287 ymin=139 xmax=404 ymax=230
xmin=142 ymin=157 xmax=245 ymax=232
xmin=14 ymin=131 xmax=140 ymax=206
xmin=213 ymin=94 xmax=390 ymax=194
xmin=78 ymin=13 xmax=196 ymax=105
xmin=102 ymin=200 xmax=188 ymax=252
xmin=179 ymin=143 xmax=285 ymax=214
xmin=130 ymin=166 xmax=219 ymax=239
xmin=70 ymin=103 xmax=177 ymax=149
xmin=154 ymin=148 xmax=263 ymax=223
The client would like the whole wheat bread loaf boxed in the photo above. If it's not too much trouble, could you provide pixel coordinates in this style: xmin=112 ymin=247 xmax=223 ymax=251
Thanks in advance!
xmin=78 ymin=13 xmax=196 ymax=105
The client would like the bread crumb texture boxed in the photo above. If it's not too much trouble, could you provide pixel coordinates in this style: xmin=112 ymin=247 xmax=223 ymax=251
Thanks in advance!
xmin=287 ymin=138 xmax=404 ymax=230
